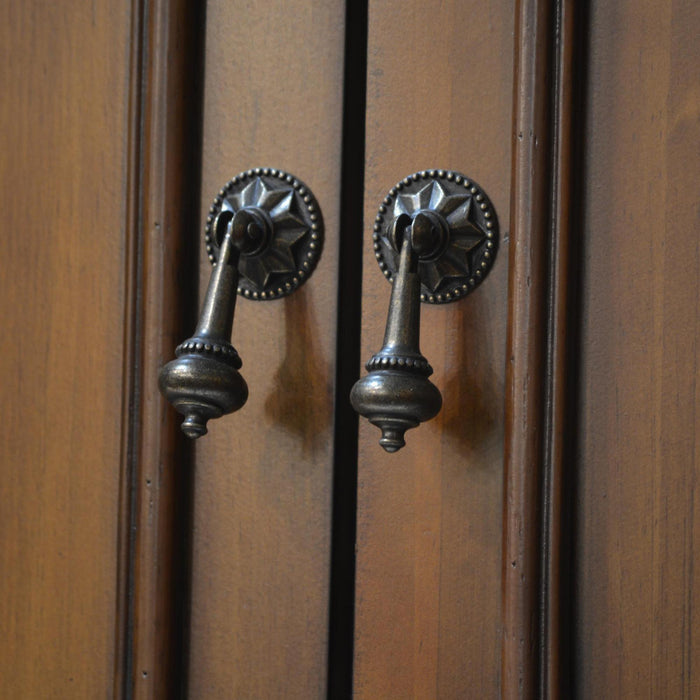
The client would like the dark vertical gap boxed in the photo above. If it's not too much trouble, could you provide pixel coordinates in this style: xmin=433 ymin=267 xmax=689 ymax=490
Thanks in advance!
xmin=540 ymin=0 xmax=591 ymax=697
xmin=539 ymin=2 xmax=559 ymax=696
xmin=173 ymin=1 xmax=208 ymax=697
xmin=560 ymin=1 xmax=591 ymax=697
xmin=326 ymin=1 xmax=368 ymax=698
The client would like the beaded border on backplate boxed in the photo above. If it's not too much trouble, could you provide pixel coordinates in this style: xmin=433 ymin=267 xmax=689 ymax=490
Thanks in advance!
xmin=204 ymin=167 xmax=324 ymax=301
xmin=372 ymin=169 xmax=499 ymax=304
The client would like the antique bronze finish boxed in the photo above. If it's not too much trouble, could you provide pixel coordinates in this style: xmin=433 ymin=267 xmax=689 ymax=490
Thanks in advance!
xmin=351 ymin=170 xmax=498 ymax=452
xmin=159 ymin=168 xmax=324 ymax=438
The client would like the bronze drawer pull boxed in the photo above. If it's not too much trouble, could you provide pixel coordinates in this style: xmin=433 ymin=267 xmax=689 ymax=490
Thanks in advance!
xmin=350 ymin=170 xmax=498 ymax=452
xmin=159 ymin=168 xmax=323 ymax=438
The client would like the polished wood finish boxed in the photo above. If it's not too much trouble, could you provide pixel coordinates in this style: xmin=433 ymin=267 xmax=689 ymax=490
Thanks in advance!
xmin=0 ymin=3 xmax=133 ymax=696
xmin=186 ymin=1 xmax=346 ymax=697
xmin=574 ymin=1 xmax=700 ymax=696
xmin=354 ymin=2 xmax=514 ymax=696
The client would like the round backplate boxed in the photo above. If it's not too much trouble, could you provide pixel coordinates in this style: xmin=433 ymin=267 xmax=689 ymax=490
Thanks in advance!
xmin=373 ymin=169 xmax=498 ymax=303
xmin=205 ymin=168 xmax=324 ymax=300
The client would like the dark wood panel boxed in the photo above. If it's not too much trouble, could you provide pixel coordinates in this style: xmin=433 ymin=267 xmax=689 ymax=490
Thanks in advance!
xmin=0 ymin=2 xmax=133 ymax=696
xmin=575 ymin=1 xmax=700 ymax=696
xmin=354 ymin=2 xmax=514 ymax=696
xmin=187 ymin=1 xmax=346 ymax=696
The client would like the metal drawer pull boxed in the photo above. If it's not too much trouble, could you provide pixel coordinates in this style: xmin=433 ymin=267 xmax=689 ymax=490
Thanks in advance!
xmin=350 ymin=170 xmax=498 ymax=452
xmin=159 ymin=168 xmax=323 ymax=438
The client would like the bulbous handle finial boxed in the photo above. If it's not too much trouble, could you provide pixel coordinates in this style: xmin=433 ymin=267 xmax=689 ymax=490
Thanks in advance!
xmin=159 ymin=168 xmax=324 ymax=438
xmin=351 ymin=170 xmax=499 ymax=452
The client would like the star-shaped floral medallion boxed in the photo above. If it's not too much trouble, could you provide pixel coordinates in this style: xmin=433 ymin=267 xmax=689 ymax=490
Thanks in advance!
xmin=373 ymin=170 xmax=498 ymax=303
xmin=205 ymin=168 xmax=323 ymax=300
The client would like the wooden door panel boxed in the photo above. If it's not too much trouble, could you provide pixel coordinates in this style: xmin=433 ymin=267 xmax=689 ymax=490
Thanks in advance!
xmin=187 ymin=1 xmax=346 ymax=697
xmin=0 ymin=3 xmax=133 ymax=696
xmin=6 ymin=1 xmax=699 ymax=697
xmin=354 ymin=2 xmax=514 ymax=697
xmin=575 ymin=1 xmax=700 ymax=696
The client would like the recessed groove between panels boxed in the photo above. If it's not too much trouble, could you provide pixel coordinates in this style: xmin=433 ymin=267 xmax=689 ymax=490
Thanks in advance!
xmin=327 ymin=0 xmax=368 ymax=697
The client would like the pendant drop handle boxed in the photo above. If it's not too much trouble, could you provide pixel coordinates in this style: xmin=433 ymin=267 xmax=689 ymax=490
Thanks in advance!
xmin=159 ymin=168 xmax=324 ymax=438
xmin=350 ymin=215 xmax=442 ymax=452
xmin=351 ymin=169 xmax=499 ymax=452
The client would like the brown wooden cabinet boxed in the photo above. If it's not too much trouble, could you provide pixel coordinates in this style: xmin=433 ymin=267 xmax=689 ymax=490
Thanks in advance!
xmin=1 ymin=1 xmax=699 ymax=698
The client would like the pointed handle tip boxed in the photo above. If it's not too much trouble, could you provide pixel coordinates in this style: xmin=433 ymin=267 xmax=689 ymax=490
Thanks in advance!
xmin=379 ymin=428 xmax=406 ymax=453
xmin=181 ymin=414 xmax=208 ymax=439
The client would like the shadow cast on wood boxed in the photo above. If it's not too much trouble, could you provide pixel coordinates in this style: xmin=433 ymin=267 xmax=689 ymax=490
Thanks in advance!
xmin=264 ymin=288 xmax=332 ymax=457
xmin=440 ymin=293 xmax=501 ymax=467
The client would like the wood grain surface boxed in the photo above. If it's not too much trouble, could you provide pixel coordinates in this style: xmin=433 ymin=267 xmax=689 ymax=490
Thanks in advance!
xmin=354 ymin=2 xmax=514 ymax=697
xmin=186 ymin=2 xmax=346 ymax=697
xmin=0 ymin=2 xmax=132 ymax=697
xmin=574 ymin=1 xmax=700 ymax=696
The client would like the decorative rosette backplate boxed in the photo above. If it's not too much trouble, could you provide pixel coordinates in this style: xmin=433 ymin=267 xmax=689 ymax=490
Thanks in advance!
xmin=372 ymin=169 xmax=498 ymax=303
xmin=205 ymin=167 xmax=323 ymax=300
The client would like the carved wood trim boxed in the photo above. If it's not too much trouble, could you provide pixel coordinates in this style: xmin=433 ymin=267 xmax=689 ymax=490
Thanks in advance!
xmin=115 ymin=1 xmax=205 ymax=697
xmin=502 ymin=1 xmax=585 ymax=697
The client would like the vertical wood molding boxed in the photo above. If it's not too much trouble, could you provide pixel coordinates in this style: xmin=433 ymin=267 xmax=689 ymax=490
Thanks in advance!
xmin=502 ymin=1 xmax=553 ymax=694
xmin=502 ymin=1 xmax=582 ymax=697
xmin=116 ymin=1 xmax=205 ymax=697
xmin=114 ymin=2 xmax=146 ymax=695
